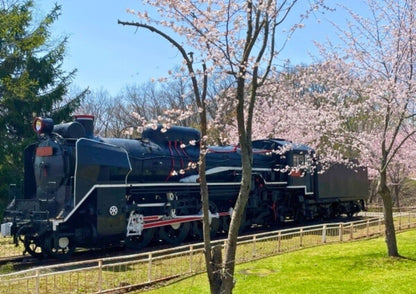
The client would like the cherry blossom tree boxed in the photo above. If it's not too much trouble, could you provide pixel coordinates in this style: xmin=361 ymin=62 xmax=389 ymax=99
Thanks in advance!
xmin=119 ymin=1 xmax=324 ymax=292
xmin=323 ymin=0 xmax=416 ymax=257
xmin=218 ymin=61 xmax=366 ymax=165
xmin=231 ymin=0 xmax=416 ymax=258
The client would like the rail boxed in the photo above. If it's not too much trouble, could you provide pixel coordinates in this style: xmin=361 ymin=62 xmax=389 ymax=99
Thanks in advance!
xmin=0 ymin=208 xmax=415 ymax=294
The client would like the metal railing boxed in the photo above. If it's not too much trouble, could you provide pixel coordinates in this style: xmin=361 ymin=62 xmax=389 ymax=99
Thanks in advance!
xmin=0 ymin=205 xmax=405 ymax=260
xmin=1 ymin=209 xmax=415 ymax=294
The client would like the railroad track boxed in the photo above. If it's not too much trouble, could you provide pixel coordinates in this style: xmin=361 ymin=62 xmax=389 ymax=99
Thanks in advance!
xmin=0 ymin=237 xmax=204 ymax=272
xmin=0 ymin=215 xmax=365 ymax=273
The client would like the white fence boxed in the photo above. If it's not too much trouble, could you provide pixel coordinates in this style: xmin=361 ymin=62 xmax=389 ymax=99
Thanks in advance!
xmin=0 ymin=210 xmax=415 ymax=294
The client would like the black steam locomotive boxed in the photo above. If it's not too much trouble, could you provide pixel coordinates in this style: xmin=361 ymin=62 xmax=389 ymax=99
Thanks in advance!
xmin=1 ymin=115 xmax=368 ymax=258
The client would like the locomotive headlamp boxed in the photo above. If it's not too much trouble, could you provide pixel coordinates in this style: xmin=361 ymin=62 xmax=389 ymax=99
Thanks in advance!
xmin=33 ymin=117 xmax=54 ymax=134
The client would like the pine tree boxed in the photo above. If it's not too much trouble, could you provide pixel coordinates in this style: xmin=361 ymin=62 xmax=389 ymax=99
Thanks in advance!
xmin=0 ymin=0 xmax=85 ymax=213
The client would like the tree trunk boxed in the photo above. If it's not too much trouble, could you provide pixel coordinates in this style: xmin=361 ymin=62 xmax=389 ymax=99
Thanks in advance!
xmin=379 ymin=169 xmax=399 ymax=257
xmin=198 ymin=96 xmax=223 ymax=294
xmin=200 ymin=155 xmax=221 ymax=293
xmin=211 ymin=245 xmax=223 ymax=294
xmin=219 ymin=76 xmax=253 ymax=293
xmin=220 ymin=154 xmax=252 ymax=293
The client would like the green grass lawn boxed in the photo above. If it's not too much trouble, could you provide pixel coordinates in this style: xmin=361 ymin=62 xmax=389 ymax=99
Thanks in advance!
xmin=141 ymin=230 xmax=416 ymax=294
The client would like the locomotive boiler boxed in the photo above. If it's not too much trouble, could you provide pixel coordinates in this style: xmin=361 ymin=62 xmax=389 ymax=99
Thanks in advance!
xmin=1 ymin=115 xmax=368 ymax=258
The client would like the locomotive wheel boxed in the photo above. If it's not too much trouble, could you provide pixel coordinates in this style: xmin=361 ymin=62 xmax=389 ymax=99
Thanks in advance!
xmin=159 ymin=208 xmax=190 ymax=245
xmin=124 ymin=228 xmax=155 ymax=250
xmin=192 ymin=202 xmax=220 ymax=240
xmin=221 ymin=210 xmax=248 ymax=235
xmin=192 ymin=218 xmax=220 ymax=240
xmin=294 ymin=210 xmax=305 ymax=224
xmin=159 ymin=221 xmax=190 ymax=245
xmin=23 ymin=236 xmax=45 ymax=258
xmin=43 ymin=233 xmax=75 ymax=259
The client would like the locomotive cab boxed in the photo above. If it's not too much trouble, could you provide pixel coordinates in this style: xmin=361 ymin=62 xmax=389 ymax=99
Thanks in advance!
xmin=250 ymin=139 xmax=319 ymax=222
xmin=252 ymin=138 xmax=315 ymax=190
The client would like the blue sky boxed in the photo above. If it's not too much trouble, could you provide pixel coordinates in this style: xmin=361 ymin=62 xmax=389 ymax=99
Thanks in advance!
xmin=37 ymin=1 xmax=363 ymax=95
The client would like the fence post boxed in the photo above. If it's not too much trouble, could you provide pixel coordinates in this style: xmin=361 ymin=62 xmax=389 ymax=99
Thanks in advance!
xmin=366 ymin=219 xmax=370 ymax=238
xmin=36 ymin=269 xmax=40 ymax=294
xmin=252 ymin=235 xmax=257 ymax=258
xmin=322 ymin=225 xmax=327 ymax=244
xmin=277 ymin=231 xmax=281 ymax=253
xmin=189 ymin=245 xmax=193 ymax=274
xmin=339 ymin=223 xmax=343 ymax=242
xmin=378 ymin=218 xmax=382 ymax=234
xmin=399 ymin=210 xmax=402 ymax=230
xmin=350 ymin=223 xmax=354 ymax=240
xmin=148 ymin=252 xmax=152 ymax=283
xmin=408 ymin=212 xmax=411 ymax=229
xmin=299 ymin=228 xmax=303 ymax=247
xmin=98 ymin=259 xmax=103 ymax=293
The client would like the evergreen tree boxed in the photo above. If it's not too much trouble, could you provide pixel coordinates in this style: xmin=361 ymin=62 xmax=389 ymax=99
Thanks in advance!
xmin=0 ymin=0 xmax=85 ymax=213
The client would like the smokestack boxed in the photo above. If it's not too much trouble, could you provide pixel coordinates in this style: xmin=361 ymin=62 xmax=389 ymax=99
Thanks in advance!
xmin=74 ymin=114 xmax=94 ymax=137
